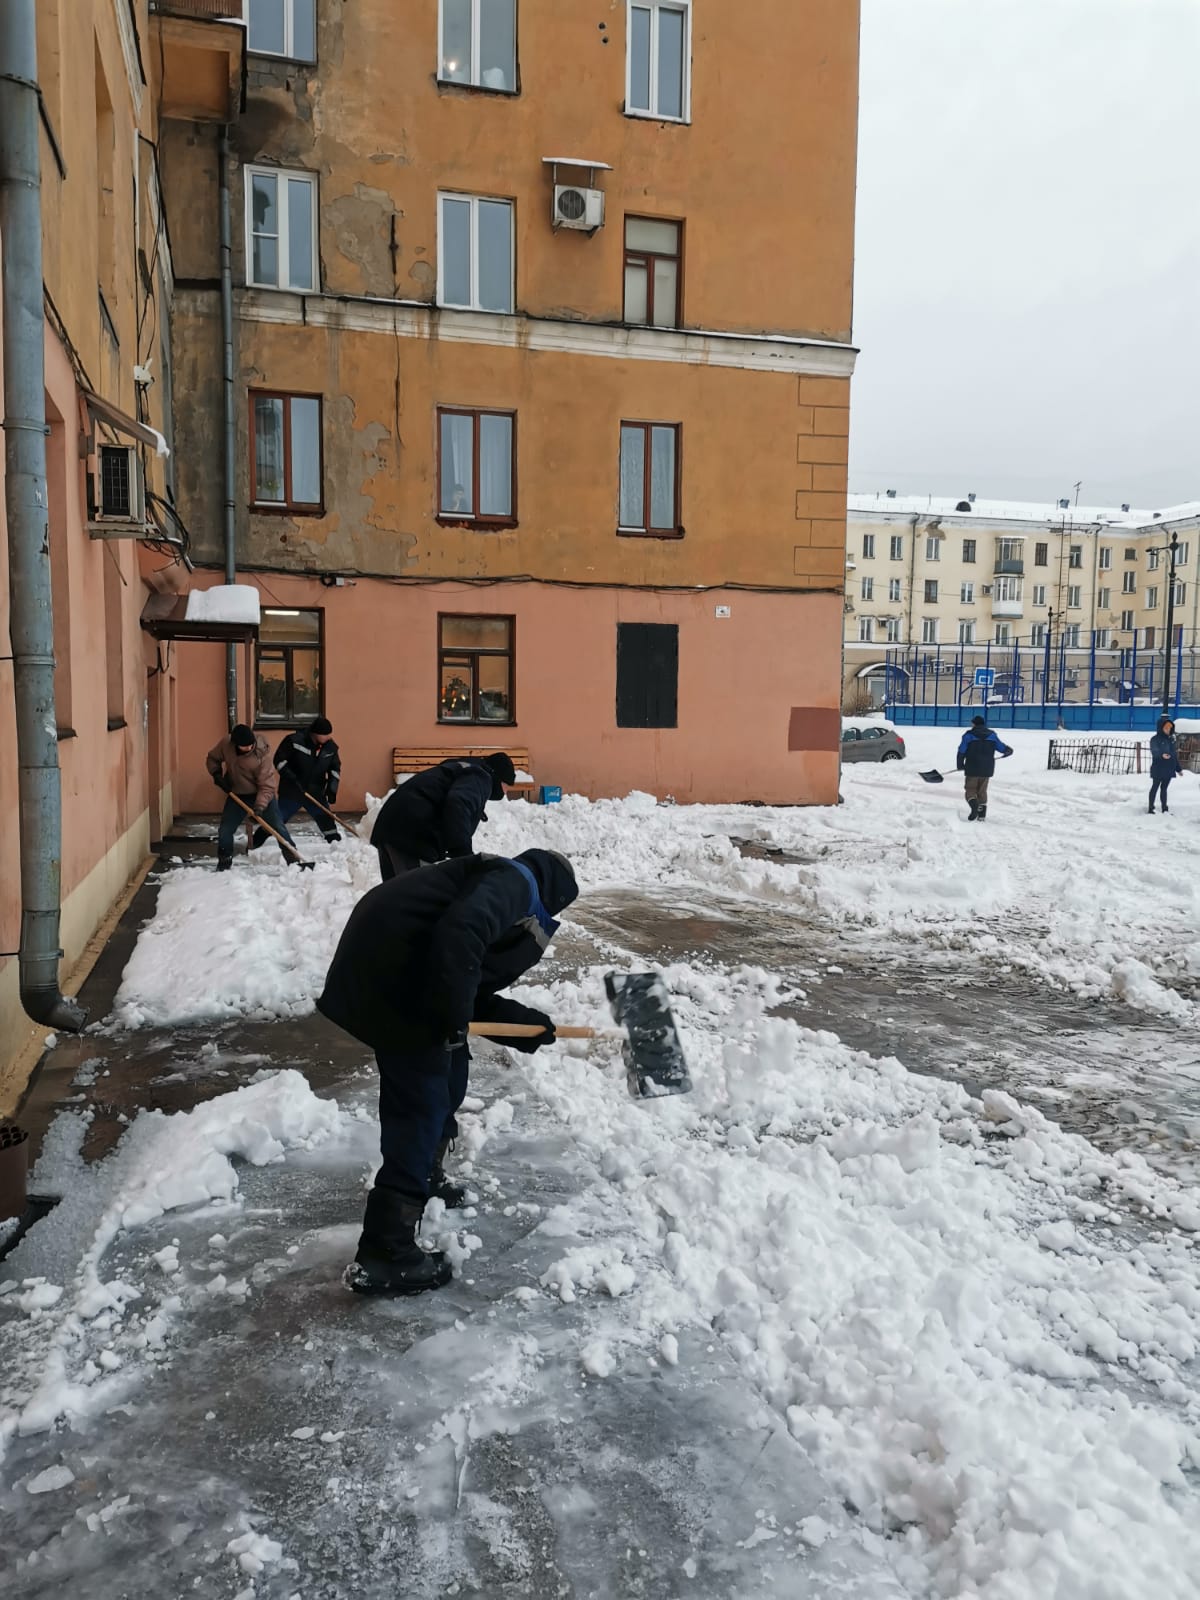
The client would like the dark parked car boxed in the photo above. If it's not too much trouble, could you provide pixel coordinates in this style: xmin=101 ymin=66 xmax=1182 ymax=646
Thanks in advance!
xmin=841 ymin=723 xmax=906 ymax=763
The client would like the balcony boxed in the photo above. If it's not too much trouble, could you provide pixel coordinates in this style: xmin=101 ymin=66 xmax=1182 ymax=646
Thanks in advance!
xmin=993 ymin=558 xmax=1024 ymax=576
xmin=992 ymin=597 xmax=1024 ymax=618
xmin=150 ymin=1 xmax=244 ymax=123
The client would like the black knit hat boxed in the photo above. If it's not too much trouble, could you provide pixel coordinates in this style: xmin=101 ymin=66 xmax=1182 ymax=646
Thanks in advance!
xmin=310 ymin=716 xmax=333 ymax=735
xmin=971 ymin=715 xmax=987 ymax=727
xmin=231 ymin=723 xmax=256 ymax=748
xmin=485 ymin=751 xmax=517 ymax=787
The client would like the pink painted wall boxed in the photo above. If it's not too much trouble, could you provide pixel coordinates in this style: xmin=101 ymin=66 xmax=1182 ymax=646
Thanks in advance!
xmin=174 ymin=573 xmax=841 ymax=810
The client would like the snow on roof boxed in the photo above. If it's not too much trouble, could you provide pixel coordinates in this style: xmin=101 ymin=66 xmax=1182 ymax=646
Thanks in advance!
xmin=184 ymin=585 xmax=261 ymax=625
xmin=848 ymin=493 xmax=1200 ymax=532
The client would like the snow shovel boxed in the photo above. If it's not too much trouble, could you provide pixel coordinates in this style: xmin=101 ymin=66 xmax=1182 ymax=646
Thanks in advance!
xmin=227 ymin=792 xmax=315 ymax=870
xmin=300 ymin=788 xmax=365 ymax=842
xmin=469 ymin=972 xmax=693 ymax=1100
xmin=918 ymin=770 xmax=946 ymax=783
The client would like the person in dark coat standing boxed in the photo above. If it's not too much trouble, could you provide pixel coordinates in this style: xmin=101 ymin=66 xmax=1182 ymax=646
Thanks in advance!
xmin=956 ymin=715 xmax=1013 ymax=821
xmin=205 ymin=724 xmax=299 ymax=869
xmin=1148 ymin=715 xmax=1182 ymax=814
xmin=370 ymin=752 xmax=516 ymax=879
xmin=317 ymin=848 xmax=578 ymax=1295
xmin=252 ymin=717 xmax=342 ymax=846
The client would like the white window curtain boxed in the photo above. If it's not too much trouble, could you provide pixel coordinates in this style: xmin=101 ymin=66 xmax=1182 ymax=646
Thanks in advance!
xmin=441 ymin=413 xmax=474 ymax=514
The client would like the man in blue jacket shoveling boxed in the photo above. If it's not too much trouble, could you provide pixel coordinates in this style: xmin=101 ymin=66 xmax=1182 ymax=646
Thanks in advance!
xmin=956 ymin=715 xmax=1013 ymax=821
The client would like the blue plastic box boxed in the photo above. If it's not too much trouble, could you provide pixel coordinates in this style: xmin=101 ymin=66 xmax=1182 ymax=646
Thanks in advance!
xmin=538 ymin=785 xmax=563 ymax=805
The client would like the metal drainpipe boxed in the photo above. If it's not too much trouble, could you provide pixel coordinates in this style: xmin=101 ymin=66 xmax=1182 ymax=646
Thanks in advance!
xmin=219 ymin=126 xmax=237 ymax=728
xmin=0 ymin=1 xmax=85 ymax=1033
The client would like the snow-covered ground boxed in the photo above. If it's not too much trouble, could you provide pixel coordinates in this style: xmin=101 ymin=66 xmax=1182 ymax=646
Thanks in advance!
xmin=5 ymin=729 xmax=1200 ymax=1598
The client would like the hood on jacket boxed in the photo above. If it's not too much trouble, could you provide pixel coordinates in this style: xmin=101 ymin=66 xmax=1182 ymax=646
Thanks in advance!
xmin=1157 ymin=716 xmax=1175 ymax=736
xmin=515 ymin=848 xmax=578 ymax=916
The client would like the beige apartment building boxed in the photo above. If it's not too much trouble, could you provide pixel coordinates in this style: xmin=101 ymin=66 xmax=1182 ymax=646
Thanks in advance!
xmin=843 ymin=494 xmax=1200 ymax=709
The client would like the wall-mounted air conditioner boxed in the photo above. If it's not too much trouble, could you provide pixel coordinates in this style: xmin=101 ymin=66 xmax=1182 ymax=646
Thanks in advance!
xmin=94 ymin=444 xmax=146 ymax=522
xmin=553 ymin=184 xmax=605 ymax=231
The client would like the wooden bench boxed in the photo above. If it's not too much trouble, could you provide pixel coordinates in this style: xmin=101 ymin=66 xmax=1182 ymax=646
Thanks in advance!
xmin=391 ymin=746 xmax=538 ymax=800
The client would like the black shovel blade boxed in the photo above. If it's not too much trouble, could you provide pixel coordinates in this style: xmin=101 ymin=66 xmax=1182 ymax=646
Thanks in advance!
xmin=604 ymin=972 xmax=693 ymax=1099
xmin=918 ymin=769 xmax=945 ymax=784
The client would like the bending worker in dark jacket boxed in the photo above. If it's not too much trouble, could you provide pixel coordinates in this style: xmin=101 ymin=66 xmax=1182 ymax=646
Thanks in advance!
xmin=317 ymin=848 xmax=578 ymax=1295
xmin=370 ymin=752 xmax=515 ymax=879
xmin=1148 ymin=715 xmax=1182 ymax=814
xmin=956 ymin=715 xmax=1013 ymax=821
xmin=252 ymin=717 xmax=342 ymax=847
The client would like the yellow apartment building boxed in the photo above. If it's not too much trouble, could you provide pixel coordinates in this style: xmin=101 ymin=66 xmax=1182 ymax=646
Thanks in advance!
xmin=161 ymin=0 xmax=862 ymax=809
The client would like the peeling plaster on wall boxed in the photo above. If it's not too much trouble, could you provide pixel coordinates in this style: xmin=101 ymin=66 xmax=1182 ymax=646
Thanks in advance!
xmin=323 ymin=185 xmax=397 ymax=299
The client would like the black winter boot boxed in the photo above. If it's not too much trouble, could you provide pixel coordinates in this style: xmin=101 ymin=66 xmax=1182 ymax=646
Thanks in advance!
xmin=345 ymin=1188 xmax=452 ymax=1295
xmin=977 ymin=804 xmax=988 ymax=821
xmin=967 ymin=799 xmax=979 ymax=821
xmin=430 ymin=1138 xmax=467 ymax=1209
xmin=250 ymin=827 xmax=268 ymax=850
xmin=216 ymin=852 xmax=233 ymax=872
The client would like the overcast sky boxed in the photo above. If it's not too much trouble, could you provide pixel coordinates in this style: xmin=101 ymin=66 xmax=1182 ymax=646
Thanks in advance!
xmin=851 ymin=0 xmax=1200 ymax=508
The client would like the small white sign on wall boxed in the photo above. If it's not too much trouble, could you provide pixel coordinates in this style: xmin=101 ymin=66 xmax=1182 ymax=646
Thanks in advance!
xmin=714 ymin=604 xmax=731 ymax=619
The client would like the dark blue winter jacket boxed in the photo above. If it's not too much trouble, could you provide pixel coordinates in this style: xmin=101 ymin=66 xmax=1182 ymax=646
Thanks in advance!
xmin=1149 ymin=718 xmax=1182 ymax=780
xmin=371 ymin=758 xmax=499 ymax=861
xmin=956 ymin=725 xmax=1013 ymax=778
xmin=316 ymin=850 xmax=578 ymax=1055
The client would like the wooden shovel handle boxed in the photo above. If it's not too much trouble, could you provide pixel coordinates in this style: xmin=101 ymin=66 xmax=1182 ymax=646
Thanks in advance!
xmin=468 ymin=1022 xmax=605 ymax=1040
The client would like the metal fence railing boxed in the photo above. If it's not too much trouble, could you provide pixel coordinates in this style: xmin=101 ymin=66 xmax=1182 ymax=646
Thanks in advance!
xmin=1047 ymin=740 xmax=1145 ymax=775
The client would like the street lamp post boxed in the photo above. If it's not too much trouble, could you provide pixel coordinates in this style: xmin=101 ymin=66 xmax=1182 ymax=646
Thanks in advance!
xmin=1162 ymin=531 xmax=1180 ymax=715
xmin=1042 ymin=606 xmax=1056 ymax=714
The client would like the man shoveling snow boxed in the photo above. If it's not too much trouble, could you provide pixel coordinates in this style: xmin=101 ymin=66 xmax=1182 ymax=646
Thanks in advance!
xmin=316 ymin=849 xmax=577 ymax=1294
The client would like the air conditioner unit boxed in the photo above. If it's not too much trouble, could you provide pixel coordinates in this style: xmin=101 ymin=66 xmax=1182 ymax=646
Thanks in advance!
xmin=95 ymin=444 xmax=146 ymax=522
xmin=981 ymin=584 xmax=993 ymax=596
xmin=553 ymin=185 xmax=605 ymax=232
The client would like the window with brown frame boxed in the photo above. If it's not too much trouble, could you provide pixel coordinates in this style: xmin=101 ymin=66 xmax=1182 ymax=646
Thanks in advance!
xmin=623 ymin=216 xmax=681 ymax=327
xmin=437 ymin=407 xmax=516 ymax=524
xmin=619 ymin=421 xmax=681 ymax=536
xmin=257 ymin=607 xmax=324 ymax=725
xmin=250 ymin=391 xmax=323 ymax=511
xmin=438 ymin=614 xmax=515 ymax=724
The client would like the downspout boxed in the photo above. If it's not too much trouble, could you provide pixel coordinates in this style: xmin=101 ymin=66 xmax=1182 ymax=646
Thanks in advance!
xmin=0 ymin=1 xmax=85 ymax=1033
xmin=906 ymin=514 xmax=920 ymax=644
xmin=219 ymin=126 xmax=237 ymax=728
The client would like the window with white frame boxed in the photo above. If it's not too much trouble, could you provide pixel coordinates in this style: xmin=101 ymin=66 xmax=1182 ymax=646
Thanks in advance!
xmin=1173 ymin=580 xmax=1186 ymax=606
xmin=438 ymin=193 xmax=514 ymax=312
xmin=925 ymin=536 xmax=940 ymax=561
xmin=439 ymin=0 xmax=517 ymax=92
xmin=889 ymin=534 xmax=904 ymax=560
xmin=888 ymin=577 xmax=902 ymax=603
xmin=1148 ymin=548 xmax=1160 ymax=570
xmin=994 ymin=576 xmax=1022 ymax=604
xmin=244 ymin=0 xmax=316 ymax=61
xmin=1069 ymin=544 xmax=1083 ymax=569
xmin=1147 ymin=586 xmax=1159 ymax=610
xmin=958 ymin=620 xmax=975 ymax=644
xmin=1176 ymin=542 xmax=1190 ymax=566
xmin=1122 ymin=570 xmax=1137 ymax=593
xmin=1095 ymin=628 xmax=1111 ymax=650
xmin=245 ymin=166 xmax=317 ymax=290
xmin=1067 ymin=585 xmax=1081 ymax=609
xmin=1120 ymin=610 xmax=1135 ymax=631
xmin=1032 ymin=583 xmax=1046 ymax=607
xmin=626 ymin=1 xmax=690 ymax=121
xmin=960 ymin=581 xmax=974 ymax=604
xmin=1098 ymin=546 xmax=1112 ymax=570
xmin=1030 ymin=623 xmax=1047 ymax=647
xmin=884 ymin=617 xmax=901 ymax=642
xmin=921 ymin=617 xmax=939 ymax=644
xmin=995 ymin=623 xmax=1011 ymax=645
xmin=860 ymin=577 xmax=874 ymax=601
xmin=1063 ymin=624 xmax=1081 ymax=647
xmin=861 ymin=533 xmax=875 ymax=559
xmin=1097 ymin=587 xmax=1110 ymax=610
xmin=858 ymin=617 xmax=874 ymax=643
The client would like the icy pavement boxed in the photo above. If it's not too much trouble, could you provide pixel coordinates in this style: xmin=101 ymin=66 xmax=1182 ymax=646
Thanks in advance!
xmin=5 ymin=728 xmax=1200 ymax=1598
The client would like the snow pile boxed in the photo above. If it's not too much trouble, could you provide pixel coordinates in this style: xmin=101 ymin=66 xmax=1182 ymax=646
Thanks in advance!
xmin=0 ymin=1072 xmax=340 ymax=1461
xmin=506 ymin=966 xmax=1200 ymax=1599
xmin=184 ymin=585 xmax=261 ymax=624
